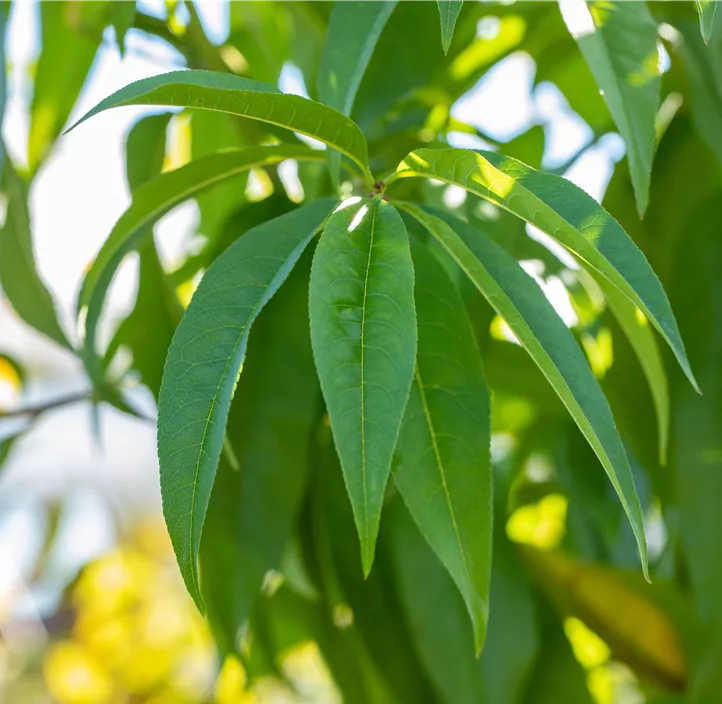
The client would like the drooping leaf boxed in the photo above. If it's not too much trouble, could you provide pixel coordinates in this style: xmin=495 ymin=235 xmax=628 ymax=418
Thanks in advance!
xmin=399 ymin=203 xmax=648 ymax=577
xmin=67 ymin=70 xmax=373 ymax=183
xmin=77 ymin=145 xmax=325 ymax=386
xmin=395 ymin=239 xmax=491 ymax=654
xmin=309 ymin=197 xmax=416 ymax=575
xmin=391 ymin=148 xmax=698 ymax=392
xmin=598 ymin=275 xmax=670 ymax=465
xmin=199 ymin=255 xmax=319 ymax=654
xmin=696 ymin=0 xmax=717 ymax=44
xmin=317 ymin=1 xmax=396 ymax=185
xmin=0 ymin=161 xmax=72 ymax=350
xmin=29 ymin=1 xmax=102 ymax=173
xmin=112 ymin=1 xmax=136 ymax=57
xmin=157 ymin=199 xmax=336 ymax=609
xmin=560 ymin=1 xmax=660 ymax=215
xmin=437 ymin=1 xmax=463 ymax=54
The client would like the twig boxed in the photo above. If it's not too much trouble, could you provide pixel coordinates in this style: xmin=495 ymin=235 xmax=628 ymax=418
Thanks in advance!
xmin=0 ymin=392 xmax=91 ymax=420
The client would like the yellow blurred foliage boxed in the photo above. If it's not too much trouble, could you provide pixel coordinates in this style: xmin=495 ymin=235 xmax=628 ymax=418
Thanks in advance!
xmin=506 ymin=493 xmax=567 ymax=550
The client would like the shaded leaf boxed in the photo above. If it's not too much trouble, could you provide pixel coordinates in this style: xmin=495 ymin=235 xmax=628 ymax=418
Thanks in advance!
xmin=696 ymin=0 xmax=717 ymax=44
xmin=309 ymin=198 xmax=416 ymax=574
xmin=391 ymin=148 xmax=698 ymax=392
xmin=112 ymin=1 xmax=136 ymax=56
xmin=399 ymin=203 xmax=648 ymax=577
xmin=395 ymin=239 xmax=491 ymax=654
xmin=437 ymin=1 xmax=463 ymax=54
xmin=157 ymin=199 xmax=335 ymax=608
xmin=68 ymin=69 xmax=373 ymax=183
xmin=0 ymin=161 xmax=72 ymax=350
xmin=560 ymin=1 xmax=660 ymax=215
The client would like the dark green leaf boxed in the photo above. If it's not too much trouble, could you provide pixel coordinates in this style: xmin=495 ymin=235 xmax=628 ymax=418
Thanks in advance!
xmin=395 ymin=239 xmax=491 ymax=654
xmin=399 ymin=203 xmax=648 ymax=577
xmin=0 ymin=161 xmax=72 ymax=350
xmin=68 ymin=70 xmax=373 ymax=183
xmin=561 ymin=1 xmax=660 ymax=215
xmin=309 ymin=198 xmax=416 ymax=574
xmin=391 ymin=148 xmax=698 ymax=392
xmin=437 ymin=1 xmax=463 ymax=54
xmin=112 ymin=1 xmax=136 ymax=57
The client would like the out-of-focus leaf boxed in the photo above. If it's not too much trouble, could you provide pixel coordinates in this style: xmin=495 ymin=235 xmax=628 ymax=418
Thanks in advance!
xmin=157 ymin=199 xmax=335 ymax=609
xmin=68 ymin=70 xmax=373 ymax=183
xmin=317 ymin=1 xmax=395 ymax=186
xmin=391 ymin=148 xmax=698 ymax=392
xmin=561 ymin=1 xmax=660 ymax=215
xmin=29 ymin=1 xmax=102 ymax=172
xmin=437 ymin=1 xmax=463 ymax=54
xmin=199 ymin=255 xmax=318 ymax=654
xmin=522 ymin=547 xmax=687 ymax=692
xmin=395 ymin=240 xmax=491 ymax=654
xmin=309 ymin=198 xmax=416 ymax=575
xmin=78 ymin=145 xmax=325 ymax=386
xmin=0 ymin=161 xmax=72 ymax=350
xmin=696 ymin=0 xmax=717 ymax=43
xmin=0 ymin=8 xmax=6 ymax=176
xmin=112 ymin=1 xmax=136 ymax=56
xmin=598 ymin=275 xmax=670 ymax=465
xmin=399 ymin=203 xmax=648 ymax=578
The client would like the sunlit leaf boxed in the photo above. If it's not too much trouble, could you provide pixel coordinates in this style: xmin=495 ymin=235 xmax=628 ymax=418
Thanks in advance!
xmin=0 ymin=161 xmax=72 ymax=350
xmin=561 ymin=1 xmax=660 ymax=215
xmin=696 ymin=0 xmax=717 ymax=44
xmin=437 ymin=1 xmax=463 ymax=54
xmin=157 ymin=199 xmax=336 ymax=608
xmin=68 ymin=69 xmax=373 ymax=183
xmin=391 ymin=148 xmax=698 ymax=393
xmin=77 ymin=145 xmax=326 ymax=386
xmin=395 ymin=239 xmax=491 ymax=654
xmin=309 ymin=198 xmax=416 ymax=575
xmin=399 ymin=203 xmax=648 ymax=577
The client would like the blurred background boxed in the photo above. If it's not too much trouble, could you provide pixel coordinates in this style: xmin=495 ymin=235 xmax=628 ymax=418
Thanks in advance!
xmin=0 ymin=1 xmax=718 ymax=702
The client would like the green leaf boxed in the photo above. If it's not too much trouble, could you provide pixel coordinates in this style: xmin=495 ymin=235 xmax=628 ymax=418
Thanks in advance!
xmin=29 ymin=1 xmax=102 ymax=173
xmin=394 ymin=240 xmax=491 ymax=654
xmin=78 ymin=145 xmax=325 ymax=386
xmin=437 ymin=1 xmax=463 ymax=54
xmin=112 ymin=1 xmax=136 ymax=57
xmin=696 ymin=0 xmax=717 ymax=44
xmin=157 ymin=199 xmax=335 ymax=609
xmin=398 ymin=203 xmax=648 ymax=577
xmin=67 ymin=69 xmax=373 ymax=184
xmin=309 ymin=198 xmax=417 ymax=575
xmin=390 ymin=148 xmax=698 ymax=393
xmin=598 ymin=276 xmax=670 ymax=465
xmin=317 ymin=1 xmax=395 ymax=186
xmin=199 ymin=255 xmax=318 ymax=654
xmin=560 ymin=1 xmax=660 ymax=216
xmin=0 ymin=161 xmax=72 ymax=350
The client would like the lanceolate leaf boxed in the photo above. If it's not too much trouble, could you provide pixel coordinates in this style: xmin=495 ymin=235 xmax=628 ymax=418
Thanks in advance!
xmin=599 ymin=276 xmax=670 ymax=465
xmin=391 ymin=148 xmax=698 ymax=392
xmin=78 ymin=145 xmax=325 ymax=385
xmin=395 ymin=240 xmax=491 ymax=654
xmin=157 ymin=199 xmax=336 ymax=609
xmin=112 ymin=1 xmax=136 ymax=57
xmin=0 ymin=161 xmax=72 ymax=350
xmin=399 ymin=203 xmax=648 ymax=576
xmin=67 ymin=70 xmax=373 ymax=184
xmin=560 ymin=1 xmax=660 ymax=215
xmin=199 ymin=256 xmax=318 ymax=654
xmin=309 ymin=198 xmax=417 ymax=575
xmin=696 ymin=0 xmax=717 ymax=44
xmin=436 ymin=1 xmax=463 ymax=54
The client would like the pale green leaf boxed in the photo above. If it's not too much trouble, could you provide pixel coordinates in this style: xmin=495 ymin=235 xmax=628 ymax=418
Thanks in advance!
xmin=67 ymin=69 xmax=373 ymax=184
xmin=0 ymin=161 xmax=72 ymax=350
xmin=560 ymin=1 xmax=660 ymax=215
xmin=77 ymin=145 xmax=326 ymax=385
xmin=696 ymin=0 xmax=717 ymax=44
xmin=399 ymin=203 xmax=648 ymax=577
xmin=395 ymin=240 xmax=491 ymax=654
xmin=390 ymin=148 xmax=698 ymax=392
xmin=437 ymin=1 xmax=463 ymax=54
xmin=309 ymin=198 xmax=417 ymax=575
xmin=157 ymin=199 xmax=336 ymax=609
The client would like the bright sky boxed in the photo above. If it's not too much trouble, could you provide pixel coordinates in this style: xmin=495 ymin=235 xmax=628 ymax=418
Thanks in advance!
xmin=0 ymin=1 xmax=625 ymax=617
